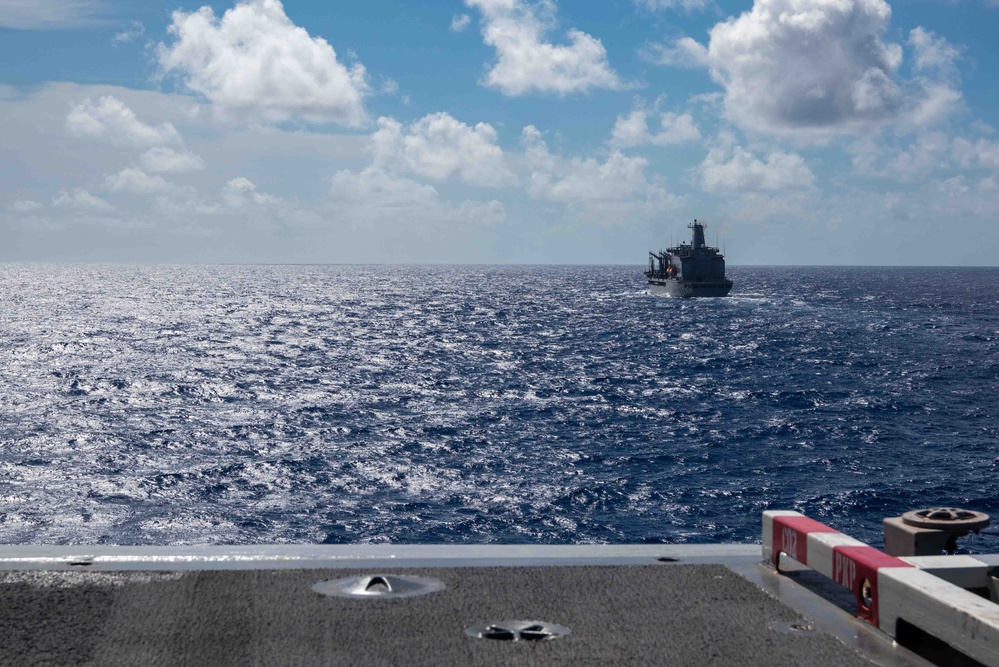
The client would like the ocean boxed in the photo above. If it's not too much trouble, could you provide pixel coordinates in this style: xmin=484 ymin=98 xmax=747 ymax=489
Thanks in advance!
xmin=1 ymin=264 xmax=997 ymax=549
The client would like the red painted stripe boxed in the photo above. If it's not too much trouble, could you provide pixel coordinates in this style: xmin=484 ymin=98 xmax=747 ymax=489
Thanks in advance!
xmin=832 ymin=545 xmax=913 ymax=626
xmin=770 ymin=515 xmax=839 ymax=567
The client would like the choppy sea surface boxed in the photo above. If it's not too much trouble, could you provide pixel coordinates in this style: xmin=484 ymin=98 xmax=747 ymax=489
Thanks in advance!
xmin=1 ymin=264 xmax=997 ymax=548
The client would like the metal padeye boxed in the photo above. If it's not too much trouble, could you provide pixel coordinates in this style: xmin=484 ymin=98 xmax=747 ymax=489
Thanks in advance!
xmin=312 ymin=574 xmax=445 ymax=599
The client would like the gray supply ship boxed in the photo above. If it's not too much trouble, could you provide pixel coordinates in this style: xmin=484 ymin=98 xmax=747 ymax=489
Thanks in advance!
xmin=647 ymin=219 xmax=733 ymax=297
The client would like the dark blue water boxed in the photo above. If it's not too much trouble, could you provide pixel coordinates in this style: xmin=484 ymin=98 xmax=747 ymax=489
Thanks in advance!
xmin=0 ymin=265 xmax=997 ymax=548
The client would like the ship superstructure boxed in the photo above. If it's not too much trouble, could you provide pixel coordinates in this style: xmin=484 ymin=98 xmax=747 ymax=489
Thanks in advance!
xmin=646 ymin=219 xmax=733 ymax=297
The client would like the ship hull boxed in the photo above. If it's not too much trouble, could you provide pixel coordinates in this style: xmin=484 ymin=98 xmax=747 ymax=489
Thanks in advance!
xmin=648 ymin=279 xmax=733 ymax=298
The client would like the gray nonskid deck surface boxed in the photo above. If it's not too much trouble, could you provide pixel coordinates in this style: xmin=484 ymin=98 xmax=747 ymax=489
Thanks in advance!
xmin=0 ymin=564 xmax=876 ymax=667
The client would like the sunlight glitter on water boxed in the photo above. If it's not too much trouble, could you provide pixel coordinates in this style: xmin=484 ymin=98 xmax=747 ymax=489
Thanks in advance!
xmin=0 ymin=264 xmax=997 ymax=547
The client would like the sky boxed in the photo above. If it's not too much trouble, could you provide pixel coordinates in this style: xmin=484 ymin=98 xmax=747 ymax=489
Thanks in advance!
xmin=1 ymin=0 xmax=997 ymax=265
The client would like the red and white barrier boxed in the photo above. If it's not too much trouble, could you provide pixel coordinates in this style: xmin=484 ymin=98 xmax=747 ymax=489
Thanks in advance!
xmin=763 ymin=510 xmax=912 ymax=626
xmin=763 ymin=511 xmax=999 ymax=666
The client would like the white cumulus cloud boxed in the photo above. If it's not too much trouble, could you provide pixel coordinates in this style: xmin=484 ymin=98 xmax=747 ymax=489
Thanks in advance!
xmin=223 ymin=177 xmax=277 ymax=207
xmin=700 ymin=145 xmax=814 ymax=192
xmin=112 ymin=21 xmax=144 ymax=46
xmin=465 ymin=0 xmax=624 ymax=96
xmin=885 ymin=132 xmax=952 ymax=182
xmin=640 ymin=37 xmax=709 ymax=69
xmin=931 ymin=175 xmax=999 ymax=220
xmin=66 ymin=95 xmax=181 ymax=147
xmin=451 ymin=13 xmax=472 ymax=32
xmin=9 ymin=200 xmax=44 ymax=213
xmin=329 ymin=166 xmax=506 ymax=229
xmin=372 ymin=113 xmax=515 ymax=187
xmin=140 ymin=147 xmax=206 ymax=173
xmin=52 ymin=188 xmax=115 ymax=211
xmin=105 ymin=168 xmax=173 ymax=194
xmin=703 ymin=0 xmax=904 ymax=135
xmin=909 ymin=27 xmax=961 ymax=78
xmin=954 ymin=137 xmax=999 ymax=171
xmin=157 ymin=0 xmax=369 ymax=125
xmin=611 ymin=108 xmax=700 ymax=147
xmin=906 ymin=84 xmax=963 ymax=128
xmin=903 ymin=28 xmax=963 ymax=127
xmin=331 ymin=166 xmax=439 ymax=209
xmin=850 ymin=131 xmax=999 ymax=183
xmin=522 ymin=126 xmax=671 ymax=206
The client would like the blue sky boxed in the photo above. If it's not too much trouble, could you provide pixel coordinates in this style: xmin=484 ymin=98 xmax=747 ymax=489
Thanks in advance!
xmin=1 ymin=0 xmax=997 ymax=265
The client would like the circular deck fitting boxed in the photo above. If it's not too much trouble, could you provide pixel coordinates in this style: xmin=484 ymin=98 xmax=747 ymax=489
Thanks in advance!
xmin=312 ymin=574 xmax=445 ymax=599
xmin=901 ymin=508 xmax=990 ymax=531
xmin=465 ymin=621 xmax=571 ymax=642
